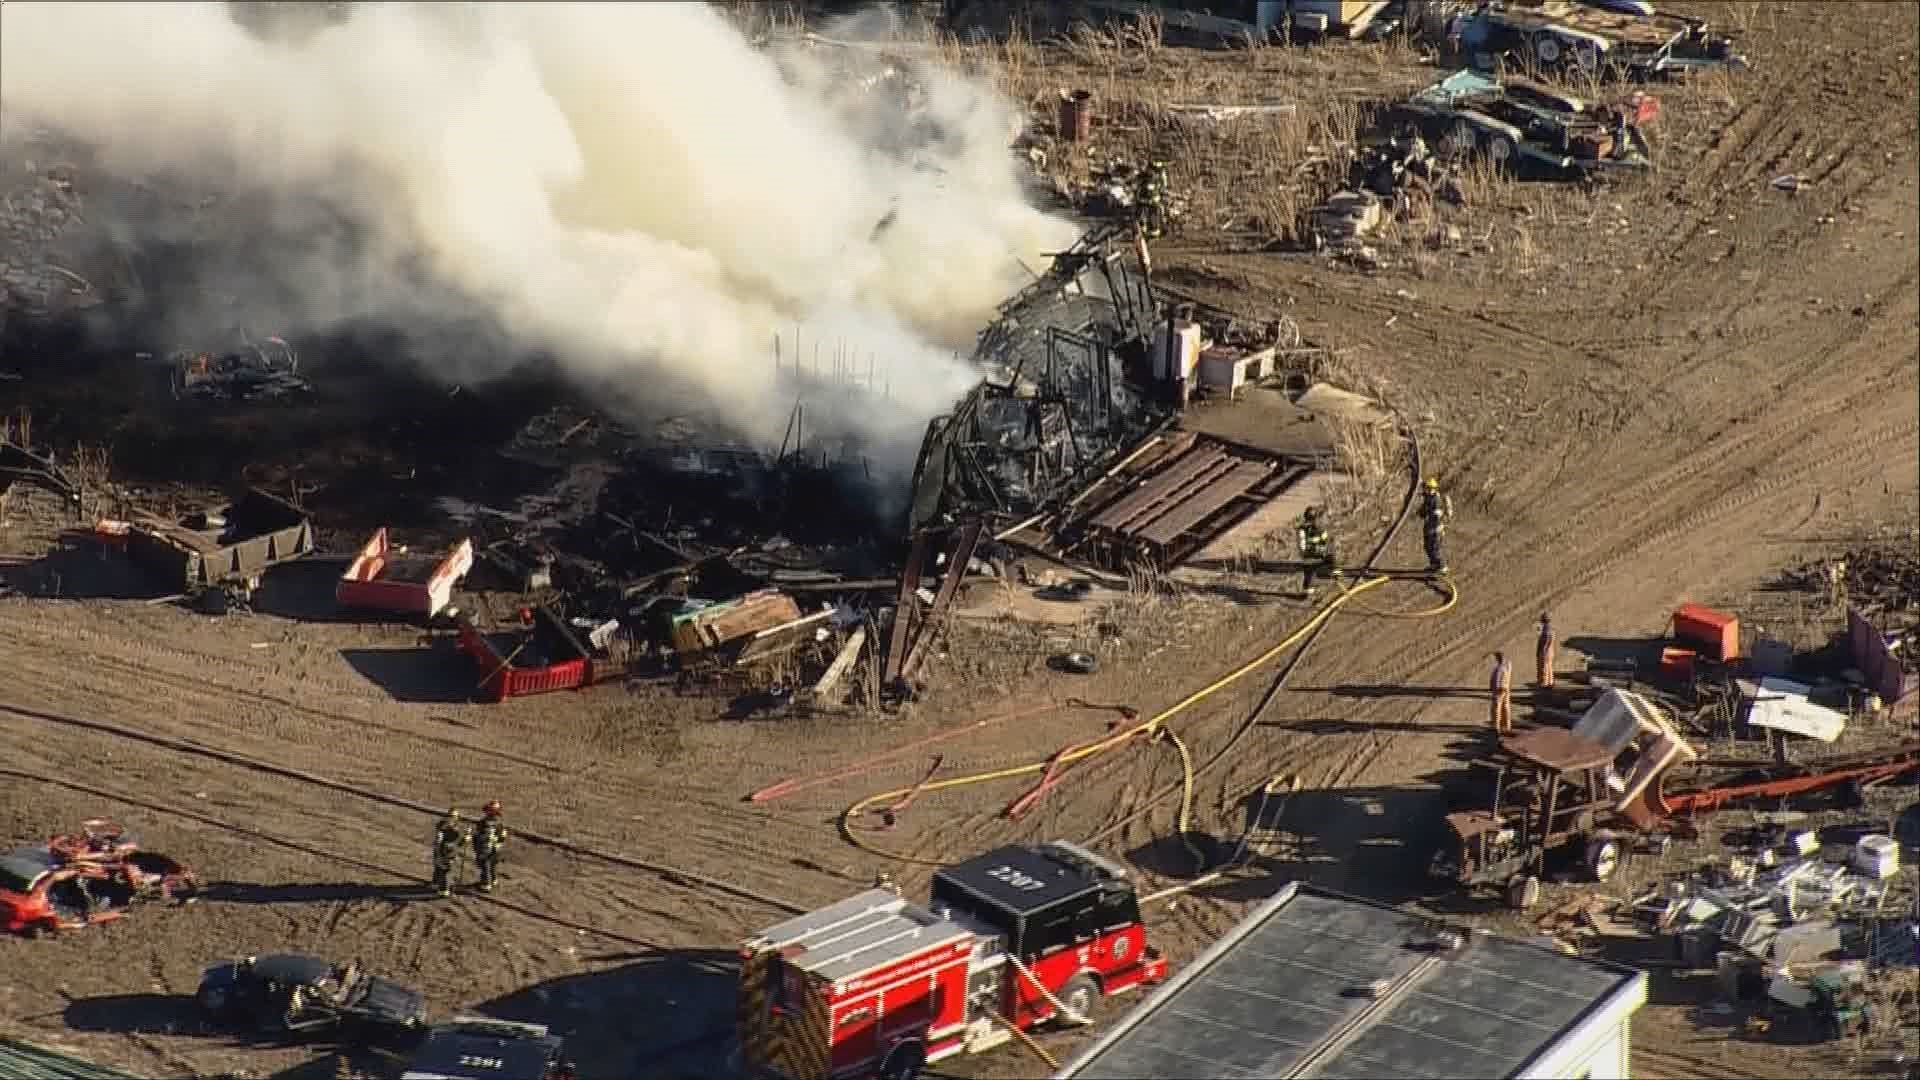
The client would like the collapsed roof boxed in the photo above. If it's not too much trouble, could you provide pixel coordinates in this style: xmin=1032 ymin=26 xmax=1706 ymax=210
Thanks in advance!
xmin=907 ymin=226 xmax=1170 ymax=533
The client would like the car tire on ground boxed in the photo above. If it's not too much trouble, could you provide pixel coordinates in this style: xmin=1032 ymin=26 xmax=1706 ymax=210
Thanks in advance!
xmin=1442 ymin=119 xmax=1477 ymax=159
xmin=1531 ymin=33 xmax=1562 ymax=68
xmin=1052 ymin=652 xmax=1099 ymax=675
xmin=1486 ymin=134 xmax=1517 ymax=173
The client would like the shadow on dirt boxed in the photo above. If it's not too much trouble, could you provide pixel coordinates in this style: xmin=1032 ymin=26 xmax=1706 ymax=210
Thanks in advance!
xmin=474 ymin=949 xmax=740 ymax=1080
xmin=1260 ymin=717 xmax=1486 ymax=736
xmin=339 ymin=645 xmax=477 ymax=704
xmin=0 ymin=540 xmax=171 ymax=601
xmin=1141 ymin=735 xmax=1496 ymax=909
xmin=267 ymin=1052 xmax=373 ymax=1080
xmin=198 ymin=881 xmax=427 ymax=905
xmin=61 ymin=993 xmax=200 ymax=1036
xmin=246 ymin=560 xmax=355 ymax=621
xmin=1564 ymin=635 xmax=1665 ymax=672
xmin=1291 ymin=683 xmax=1490 ymax=700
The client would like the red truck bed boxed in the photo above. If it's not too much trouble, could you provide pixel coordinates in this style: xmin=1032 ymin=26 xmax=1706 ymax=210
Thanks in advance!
xmin=336 ymin=527 xmax=474 ymax=618
xmin=454 ymin=606 xmax=595 ymax=702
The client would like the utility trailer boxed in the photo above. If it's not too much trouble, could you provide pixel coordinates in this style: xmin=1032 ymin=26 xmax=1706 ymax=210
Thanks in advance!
xmin=1393 ymin=68 xmax=1656 ymax=177
xmin=1450 ymin=0 xmax=1746 ymax=79
xmin=738 ymin=841 xmax=1166 ymax=1080
xmin=123 ymin=489 xmax=314 ymax=605
xmin=336 ymin=527 xmax=474 ymax=619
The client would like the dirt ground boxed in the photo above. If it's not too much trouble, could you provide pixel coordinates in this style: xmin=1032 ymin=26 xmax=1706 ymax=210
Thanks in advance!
xmin=1 ymin=3 xmax=1917 ymax=1078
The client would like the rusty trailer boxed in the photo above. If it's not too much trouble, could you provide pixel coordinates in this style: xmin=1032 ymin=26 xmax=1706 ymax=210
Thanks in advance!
xmin=124 ymin=489 xmax=313 ymax=595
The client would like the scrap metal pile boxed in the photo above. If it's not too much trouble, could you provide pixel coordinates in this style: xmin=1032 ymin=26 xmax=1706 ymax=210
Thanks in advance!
xmin=167 ymin=335 xmax=312 ymax=402
xmin=1440 ymin=600 xmax=1920 ymax=898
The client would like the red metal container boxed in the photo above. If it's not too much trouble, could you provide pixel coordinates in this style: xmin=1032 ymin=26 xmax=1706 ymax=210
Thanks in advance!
xmin=1657 ymin=646 xmax=1696 ymax=684
xmin=1672 ymin=603 xmax=1739 ymax=660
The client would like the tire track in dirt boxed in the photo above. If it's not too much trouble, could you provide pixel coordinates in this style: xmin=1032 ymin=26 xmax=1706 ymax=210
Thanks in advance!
xmin=0 ymin=767 xmax=680 ymax=951
xmin=1352 ymin=412 xmax=1916 ymax=697
xmin=0 ymin=618 xmax=566 ymax=773
xmin=0 ymin=701 xmax=836 ymax=920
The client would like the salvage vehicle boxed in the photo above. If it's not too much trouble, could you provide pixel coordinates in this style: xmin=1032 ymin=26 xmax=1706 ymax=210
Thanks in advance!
xmin=120 ymin=488 xmax=315 ymax=606
xmin=1 ymin=819 xmax=198 ymax=935
xmin=1450 ymin=0 xmax=1745 ymax=79
xmin=197 ymin=953 xmax=428 ymax=1040
xmin=169 ymin=335 xmax=311 ymax=402
xmin=1433 ymin=727 xmax=1638 ymax=889
xmin=399 ymin=1016 xmax=576 ymax=1080
xmin=739 ymin=840 xmax=1167 ymax=1080
xmin=1394 ymin=69 xmax=1656 ymax=177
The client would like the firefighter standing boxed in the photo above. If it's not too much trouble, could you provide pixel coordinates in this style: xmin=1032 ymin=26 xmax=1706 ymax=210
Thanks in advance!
xmin=1420 ymin=478 xmax=1453 ymax=574
xmin=1489 ymin=651 xmax=1514 ymax=736
xmin=1135 ymin=159 xmax=1169 ymax=239
xmin=431 ymin=809 xmax=466 ymax=898
xmin=472 ymin=801 xmax=507 ymax=894
xmin=1536 ymin=612 xmax=1557 ymax=690
xmin=1297 ymin=507 xmax=1337 ymax=599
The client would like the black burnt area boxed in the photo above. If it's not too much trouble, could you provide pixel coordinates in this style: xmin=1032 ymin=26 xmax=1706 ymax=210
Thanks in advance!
xmin=1 ymin=310 xmax=565 ymax=544
xmin=569 ymin=451 xmax=900 ymax=583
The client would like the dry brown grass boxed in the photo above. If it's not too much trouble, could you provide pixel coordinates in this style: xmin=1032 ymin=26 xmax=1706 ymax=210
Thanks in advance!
xmin=1323 ymin=416 xmax=1404 ymax=518
xmin=924 ymin=14 xmax=1433 ymax=243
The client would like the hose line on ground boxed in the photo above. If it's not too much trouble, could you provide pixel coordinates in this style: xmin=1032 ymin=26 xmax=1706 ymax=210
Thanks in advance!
xmin=839 ymin=574 xmax=1397 ymax=866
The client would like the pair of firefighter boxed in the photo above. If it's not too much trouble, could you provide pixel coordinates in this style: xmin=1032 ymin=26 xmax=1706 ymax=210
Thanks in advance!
xmin=1488 ymin=614 xmax=1557 ymax=736
xmin=431 ymin=801 xmax=507 ymax=897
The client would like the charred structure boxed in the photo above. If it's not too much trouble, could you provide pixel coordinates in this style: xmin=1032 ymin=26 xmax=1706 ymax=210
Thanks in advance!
xmin=908 ymin=226 xmax=1169 ymax=535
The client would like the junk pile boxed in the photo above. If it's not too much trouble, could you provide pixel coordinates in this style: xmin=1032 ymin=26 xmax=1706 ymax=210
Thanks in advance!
xmin=1630 ymin=830 xmax=1907 ymax=1040
xmin=166 ymin=336 xmax=312 ymax=402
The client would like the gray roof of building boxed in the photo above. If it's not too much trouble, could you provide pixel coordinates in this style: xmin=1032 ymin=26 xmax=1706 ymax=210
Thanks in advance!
xmin=1055 ymin=883 xmax=1644 ymax=1080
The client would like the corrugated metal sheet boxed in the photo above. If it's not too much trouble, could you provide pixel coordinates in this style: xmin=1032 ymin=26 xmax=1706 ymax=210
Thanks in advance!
xmin=0 ymin=1039 xmax=144 ymax=1080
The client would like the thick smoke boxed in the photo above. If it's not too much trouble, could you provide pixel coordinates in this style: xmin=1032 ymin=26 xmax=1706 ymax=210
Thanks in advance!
xmin=0 ymin=1 xmax=1077 ymax=457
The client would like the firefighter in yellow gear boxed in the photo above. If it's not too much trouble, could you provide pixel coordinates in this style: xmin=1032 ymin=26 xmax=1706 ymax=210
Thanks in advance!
xmin=1297 ymin=507 xmax=1337 ymax=599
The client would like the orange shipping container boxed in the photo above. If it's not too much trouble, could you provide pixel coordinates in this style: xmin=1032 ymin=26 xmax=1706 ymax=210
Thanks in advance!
xmin=1672 ymin=603 xmax=1739 ymax=661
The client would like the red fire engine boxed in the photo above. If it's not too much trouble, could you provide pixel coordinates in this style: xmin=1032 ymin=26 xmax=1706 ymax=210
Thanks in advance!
xmin=738 ymin=840 xmax=1167 ymax=1080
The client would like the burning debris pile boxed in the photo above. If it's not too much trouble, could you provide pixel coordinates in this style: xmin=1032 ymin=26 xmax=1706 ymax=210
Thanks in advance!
xmin=166 ymin=335 xmax=311 ymax=402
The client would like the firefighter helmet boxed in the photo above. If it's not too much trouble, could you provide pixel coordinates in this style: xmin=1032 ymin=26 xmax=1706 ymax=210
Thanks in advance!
xmin=1424 ymin=477 xmax=1440 ymax=491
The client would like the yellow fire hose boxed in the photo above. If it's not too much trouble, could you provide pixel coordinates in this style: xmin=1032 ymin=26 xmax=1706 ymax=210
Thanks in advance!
xmin=840 ymin=572 xmax=1458 ymax=866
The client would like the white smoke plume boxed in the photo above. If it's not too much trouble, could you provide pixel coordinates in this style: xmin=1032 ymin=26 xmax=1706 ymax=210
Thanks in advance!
xmin=0 ymin=1 xmax=1078 ymax=458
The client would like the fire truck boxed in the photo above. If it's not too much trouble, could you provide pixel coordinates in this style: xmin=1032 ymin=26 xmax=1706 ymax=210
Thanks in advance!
xmin=738 ymin=840 xmax=1168 ymax=1080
